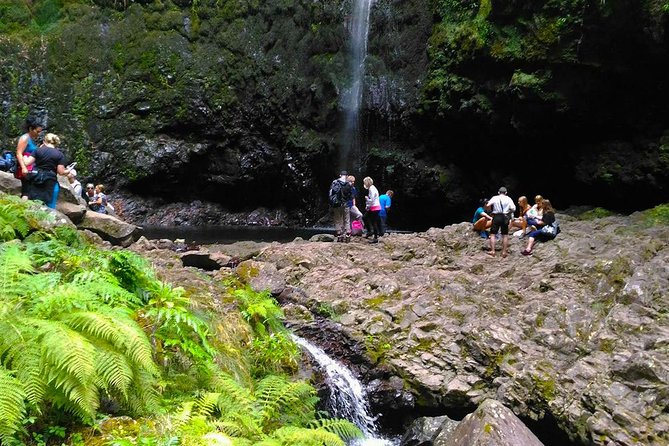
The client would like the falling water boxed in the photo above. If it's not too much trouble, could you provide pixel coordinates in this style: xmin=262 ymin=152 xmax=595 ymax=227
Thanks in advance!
xmin=291 ymin=335 xmax=398 ymax=446
xmin=339 ymin=0 xmax=374 ymax=170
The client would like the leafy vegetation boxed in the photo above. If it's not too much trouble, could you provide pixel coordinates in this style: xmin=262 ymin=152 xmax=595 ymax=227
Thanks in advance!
xmin=0 ymin=194 xmax=359 ymax=445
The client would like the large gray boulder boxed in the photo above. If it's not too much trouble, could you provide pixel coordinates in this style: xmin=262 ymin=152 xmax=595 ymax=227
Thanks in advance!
xmin=77 ymin=211 xmax=140 ymax=247
xmin=444 ymin=399 xmax=544 ymax=446
xmin=400 ymin=415 xmax=459 ymax=446
xmin=0 ymin=171 xmax=21 ymax=195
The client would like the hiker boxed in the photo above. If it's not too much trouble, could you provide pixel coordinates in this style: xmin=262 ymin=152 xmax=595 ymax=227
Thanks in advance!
xmin=509 ymin=196 xmax=531 ymax=235
xmin=347 ymin=175 xmax=364 ymax=235
xmin=85 ymin=183 xmax=95 ymax=202
xmin=329 ymin=170 xmax=353 ymax=242
xmin=26 ymin=133 xmax=65 ymax=208
xmin=67 ymin=168 xmax=82 ymax=198
xmin=347 ymin=175 xmax=363 ymax=221
xmin=485 ymin=186 xmax=516 ymax=258
xmin=472 ymin=198 xmax=492 ymax=239
xmin=15 ymin=116 xmax=43 ymax=199
xmin=379 ymin=190 xmax=394 ymax=235
xmin=522 ymin=199 xmax=559 ymax=256
xmin=38 ymin=134 xmax=66 ymax=209
xmin=89 ymin=184 xmax=108 ymax=214
xmin=363 ymin=176 xmax=382 ymax=244
xmin=525 ymin=195 xmax=544 ymax=230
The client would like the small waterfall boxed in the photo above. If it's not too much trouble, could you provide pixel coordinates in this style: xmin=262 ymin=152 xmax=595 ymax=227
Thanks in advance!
xmin=292 ymin=335 xmax=398 ymax=446
xmin=339 ymin=0 xmax=374 ymax=170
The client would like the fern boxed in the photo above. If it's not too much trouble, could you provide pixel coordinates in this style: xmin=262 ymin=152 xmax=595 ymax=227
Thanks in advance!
xmin=0 ymin=365 xmax=26 ymax=441
xmin=0 ymin=241 xmax=34 ymax=301
xmin=255 ymin=375 xmax=316 ymax=429
xmin=307 ymin=419 xmax=363 ymax=442
xmin=267 ymin=426 xmax=346 ymax=446
xmin=0 ymin=193 xmax=51 ymax=240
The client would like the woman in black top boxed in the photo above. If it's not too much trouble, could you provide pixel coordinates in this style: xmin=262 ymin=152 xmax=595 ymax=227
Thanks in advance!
xmin=521 ymin=199 xmax=557 ymax=256
xmin=27 ymin=133 xmax=65 ymax=208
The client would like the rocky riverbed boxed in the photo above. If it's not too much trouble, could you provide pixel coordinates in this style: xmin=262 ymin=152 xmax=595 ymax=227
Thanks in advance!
xmin=135 ymin=210 xmax=669 ymax=445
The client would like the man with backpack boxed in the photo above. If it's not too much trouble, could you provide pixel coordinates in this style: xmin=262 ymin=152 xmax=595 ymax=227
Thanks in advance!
xmin=329 ymin=170 xmax=353 ymax=242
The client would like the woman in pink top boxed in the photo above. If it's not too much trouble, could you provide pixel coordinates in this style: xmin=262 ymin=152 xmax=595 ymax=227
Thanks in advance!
xmin=363 ymin=176 xmax=382 ymax=244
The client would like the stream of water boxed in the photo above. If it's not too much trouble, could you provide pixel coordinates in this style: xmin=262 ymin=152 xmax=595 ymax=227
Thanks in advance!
xmin=291 ymin=335 xmax=398 ymax=446
xmin=339 ymin=0 xmax=374 ymax=170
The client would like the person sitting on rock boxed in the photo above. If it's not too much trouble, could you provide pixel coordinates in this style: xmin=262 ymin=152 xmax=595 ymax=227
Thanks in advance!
xmin=67 ymin=168 xmax=82 ymax=198
xmin=509 ymin=195 xmax=531 ymax=235
xmin=472 ymin=198 xmax=492 ymax=239
xmin=89 ymin=184 xmax=108 ymax=214
xmin=521 ymin=199 xmax=559 ymax=256
xmin=525 ymin=195 xmax=544 ymax=231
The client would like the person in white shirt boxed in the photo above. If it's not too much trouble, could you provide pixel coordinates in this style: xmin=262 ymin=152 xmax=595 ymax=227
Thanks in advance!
xmin=485 ymin=186 xmax=516 ymax=258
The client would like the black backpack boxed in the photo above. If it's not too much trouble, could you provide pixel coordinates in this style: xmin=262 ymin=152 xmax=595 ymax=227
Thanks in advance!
xmin=329 ymin=179 xmax=352 ymax=207
xmin=0 ymin=150 xmax=16 ymax=173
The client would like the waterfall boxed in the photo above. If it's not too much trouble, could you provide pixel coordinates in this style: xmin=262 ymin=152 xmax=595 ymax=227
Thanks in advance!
xmin=291 ymin=335 xmax=398 ymax=446
xmin=339 ymin=0 xmax=374 ymax=171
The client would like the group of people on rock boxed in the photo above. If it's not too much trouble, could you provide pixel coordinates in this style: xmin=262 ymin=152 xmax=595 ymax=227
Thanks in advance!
xmin=329 ymin=170 xmax=393 ymax=244
xmin=472 ymin=187 xmax=560 ymax=257
xmin=14 ymin=116 xmax=109 ymax=213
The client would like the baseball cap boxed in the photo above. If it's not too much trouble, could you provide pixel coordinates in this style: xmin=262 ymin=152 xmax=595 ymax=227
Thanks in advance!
xmin=498 ymin=187 xmax=507 ymax=194
xmin=340 ymin=170 xmax=348 ymax=176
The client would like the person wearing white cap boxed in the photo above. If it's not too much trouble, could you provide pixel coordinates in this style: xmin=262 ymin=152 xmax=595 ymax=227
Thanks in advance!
xmin=66 ymin=167 xmax=82 ymax=197
xmin=485 ymin=186 xmax=516 ymax=258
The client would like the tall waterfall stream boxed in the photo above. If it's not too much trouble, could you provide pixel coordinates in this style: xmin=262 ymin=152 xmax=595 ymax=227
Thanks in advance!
xmin=339 ymin=0 xmax=374 ymax=170
xmin=291 ymin=335 xmax=399 ymax=446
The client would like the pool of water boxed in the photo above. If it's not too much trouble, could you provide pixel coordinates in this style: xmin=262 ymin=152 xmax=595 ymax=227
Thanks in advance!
xmin=141 ymin=225 xmax=333 ymax=244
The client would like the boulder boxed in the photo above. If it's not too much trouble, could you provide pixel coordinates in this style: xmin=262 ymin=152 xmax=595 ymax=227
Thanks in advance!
xmin=309 ymin=233 xmax=335 ymax=242
xmin=443 ymin=399 xmax=544 ymax=446
xmin=57 ymin=175 xmax=84 ymax=205
xmin=237 ymin=260 xmax=286 ymax=295
xmin=77 ymin=211 xmax=140 ymax=247
xmin=57 ymin=200 xmax=87 ymax=224
xmin=180 ymin=250 xmax=233 ymax=271
xmin=399 ymin=415 xmax=459 ymax=446
xmin=0 ymin=171 xmax=21 ymax=195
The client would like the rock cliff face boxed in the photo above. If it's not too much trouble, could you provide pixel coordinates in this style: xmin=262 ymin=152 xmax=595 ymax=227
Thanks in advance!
xmin=229 ymin=208 xmax=669 ymax=445
xmin=1 ymin=0 xmax=668 ymax=227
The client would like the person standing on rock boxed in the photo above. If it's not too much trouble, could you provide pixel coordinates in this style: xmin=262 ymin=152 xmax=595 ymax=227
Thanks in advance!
xmin=485 ymin=187 xmax=516 ymax=258
xmin=363 ymin=176 xmax=382 ymax=244
xmin=15 ymin=116 xmax=43 ymax=199
xmin=27 ymin=133 xmax=65 ymax=208
xmin=378 ymin=190 xmax=393 ymax=235
xmin=329 ymin=170 xmax=353 ymax=242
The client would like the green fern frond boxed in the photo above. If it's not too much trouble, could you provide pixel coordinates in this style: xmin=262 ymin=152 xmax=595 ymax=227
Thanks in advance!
xmin=73 ymin=308 xmax=159 ymax=377
xmin=94 ymin=346 xmax=133 ymax=397
xmin=269 ymin=426 xmax=345 ymax=446
xmin=37 ymin=320 xmax=97 ymax=385
xmin=255 ymin=376 xmax=316 ymax=427
xmin=210 ymin=374 xmax=255 ymax=416
xmin=195 ymin=392 xmax=222 ymax=417
xmin=0 ymin=241 xmax=34 ymax=300
xmin=307 ymin=419 xmax=363 ymax=442
xmin=125 ymin=368 xmax=160 ymax=416
xmin=7 ymin=341 xmax=46 ymax=407
xmin=71 ymin=271 xmax=141 ymax=307
xmin=0 ymin=365 xmax=26 ymax=441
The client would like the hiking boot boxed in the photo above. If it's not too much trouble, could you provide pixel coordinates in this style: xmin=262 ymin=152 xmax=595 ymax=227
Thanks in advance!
xmin=368 ymin=237 xmax=378 ymax=244
xmin=521 ymin=249 xmax=532 ymax=256
xmin=344 ymin=234 xmax=351 ymax=243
